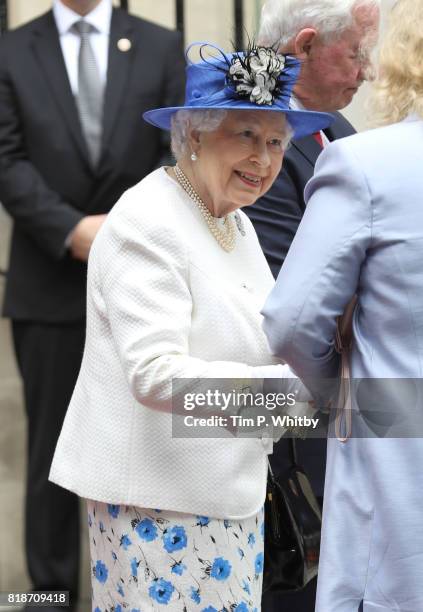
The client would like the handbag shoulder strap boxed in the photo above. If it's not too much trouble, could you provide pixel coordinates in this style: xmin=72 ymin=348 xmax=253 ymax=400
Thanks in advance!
xmin=289 ymin=438 xmax=298 ymax=465
xmin=334 ymin=296 xmax=357 ymax=442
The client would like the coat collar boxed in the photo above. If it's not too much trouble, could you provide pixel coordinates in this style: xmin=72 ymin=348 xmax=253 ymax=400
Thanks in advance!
xmin=30 ymin=8 xmax=135 ymax=172
xmin=101 ymin=8 xmax=135 ymax=156
xmin=291 ymin=134 xmax=323 ymax=166
xmin=31 ymin=11 xmax=91 ymax=168
xmin=291 ymin=111 xmax=356 ymax=166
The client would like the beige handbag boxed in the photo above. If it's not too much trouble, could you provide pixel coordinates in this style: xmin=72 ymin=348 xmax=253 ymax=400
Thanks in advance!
xmin=334 ymin=296 xmax=357 ymax=442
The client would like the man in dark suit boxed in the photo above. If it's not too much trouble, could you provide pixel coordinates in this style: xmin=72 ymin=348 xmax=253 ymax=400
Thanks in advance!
xmin=243 ymin=0 xmax=380 ymax=609
xmin=0 ymin=0 xmax=184 ymax=607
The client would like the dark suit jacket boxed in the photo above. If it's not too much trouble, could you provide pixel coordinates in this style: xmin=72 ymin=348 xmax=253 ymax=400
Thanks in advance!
xmin=245 ymin=112 xmax=356 ymax=277
xmin=0 ymin=8 xmax=185 ymax=322
xmin=245 ymin=111 xmax=355 ymax=496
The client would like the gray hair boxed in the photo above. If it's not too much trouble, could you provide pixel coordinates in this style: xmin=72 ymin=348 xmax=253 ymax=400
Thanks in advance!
xmin=170 ymin=109 xmax=293 ymax=161
xmin=171 ymin=110 xmax=227 ymax=160
xmin=258 ymin=0 xmax=381 ymax=48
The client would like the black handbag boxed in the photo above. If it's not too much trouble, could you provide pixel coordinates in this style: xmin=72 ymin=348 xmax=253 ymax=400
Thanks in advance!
xmin=263 ymin=439 xmax=322 ymax=593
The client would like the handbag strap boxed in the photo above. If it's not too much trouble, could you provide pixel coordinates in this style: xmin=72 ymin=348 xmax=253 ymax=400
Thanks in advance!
xmin=267 ymin=439 xmax=297 ymax=482
xmin=289 ymin=438 xmax=298 ymax=465
xmin=334 ymin=298 xmax=356 ymax=443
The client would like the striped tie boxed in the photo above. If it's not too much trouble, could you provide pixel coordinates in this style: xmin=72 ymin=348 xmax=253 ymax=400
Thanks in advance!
xmin=73 ymin=20 xmax=104 ymax=167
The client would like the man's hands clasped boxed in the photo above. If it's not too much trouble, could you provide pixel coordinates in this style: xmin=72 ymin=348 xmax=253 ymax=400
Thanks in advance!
xmin=69 ymin=214 xmax=107 ymax=261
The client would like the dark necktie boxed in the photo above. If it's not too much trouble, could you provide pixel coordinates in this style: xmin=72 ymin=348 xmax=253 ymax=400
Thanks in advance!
xmin=73 ymin=20 xmax=104 ymax=167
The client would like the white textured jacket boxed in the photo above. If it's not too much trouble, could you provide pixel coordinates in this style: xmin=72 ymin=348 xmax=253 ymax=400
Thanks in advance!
xmin=50 ymin=168 xmax=295 ymax=519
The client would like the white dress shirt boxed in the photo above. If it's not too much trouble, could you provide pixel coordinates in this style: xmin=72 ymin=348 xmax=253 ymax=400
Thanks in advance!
xmin=52 ymin=0 xmax=112 ymax=94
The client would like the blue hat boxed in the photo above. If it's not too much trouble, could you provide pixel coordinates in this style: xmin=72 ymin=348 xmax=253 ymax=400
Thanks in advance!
xmin=143 ymin=43 xmax=333 ymax=139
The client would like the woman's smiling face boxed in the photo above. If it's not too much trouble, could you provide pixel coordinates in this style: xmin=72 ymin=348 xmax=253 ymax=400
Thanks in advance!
xmin=188 ymin=110 xmax=289 ymax=217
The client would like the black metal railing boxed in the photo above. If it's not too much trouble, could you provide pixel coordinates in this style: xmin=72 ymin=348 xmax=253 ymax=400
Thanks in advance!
xmin=234 ymin=0 xmax=244 ymax=51
xmin=175 ymin=0 xmax=184 ymax=37
xmin=118 ymin=0 xmax=244 ymax=48
xmin=0 ymin=0 xmax=7 ymax=34
xmin=1 ymin=1 xmax=245 ymax=47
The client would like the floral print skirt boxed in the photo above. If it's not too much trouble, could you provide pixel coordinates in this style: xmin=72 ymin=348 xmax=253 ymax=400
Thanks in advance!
xmin=87 ymin=500 xmax=264 ymax=612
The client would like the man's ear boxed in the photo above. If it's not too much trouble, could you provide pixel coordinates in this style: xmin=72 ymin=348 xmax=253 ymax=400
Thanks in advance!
xmin=294 ymin=28 xmax=318 ymax=59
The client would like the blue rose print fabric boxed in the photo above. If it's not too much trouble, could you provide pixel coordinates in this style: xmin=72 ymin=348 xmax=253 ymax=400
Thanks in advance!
xmin=87 ymin=500 xmax=264 ymax=611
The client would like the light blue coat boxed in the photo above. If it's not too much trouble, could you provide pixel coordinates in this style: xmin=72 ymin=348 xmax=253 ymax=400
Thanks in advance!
xmin=263 ymin=116 xmax=423 ymax=612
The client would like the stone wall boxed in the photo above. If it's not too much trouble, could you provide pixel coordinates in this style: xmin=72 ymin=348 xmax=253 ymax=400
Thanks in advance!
xmin=0 ymin=210 xmax=29 ymax=595
xmin=0 ymin=207 xmax=91 ymax=607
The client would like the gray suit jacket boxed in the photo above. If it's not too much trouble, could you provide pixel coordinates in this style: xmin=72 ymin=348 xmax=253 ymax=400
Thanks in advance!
xmin=263 ymin=115 xmax=423 ymax=611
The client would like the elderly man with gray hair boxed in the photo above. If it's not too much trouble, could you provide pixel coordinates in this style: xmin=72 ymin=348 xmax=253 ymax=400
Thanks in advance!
xmin=247 ymin=0 xmax=380 ymax=274
xmin=244 ymin=1 xmax=380 ymax=610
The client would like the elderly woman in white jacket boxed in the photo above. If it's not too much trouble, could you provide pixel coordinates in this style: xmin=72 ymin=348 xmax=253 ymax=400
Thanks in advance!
xmin=50 ymin=43 xmax=331 ymax=611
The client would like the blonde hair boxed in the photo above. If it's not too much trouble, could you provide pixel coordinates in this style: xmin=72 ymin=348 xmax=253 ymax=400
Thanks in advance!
xmin=369 ymin=0 xmax=423 ymax=126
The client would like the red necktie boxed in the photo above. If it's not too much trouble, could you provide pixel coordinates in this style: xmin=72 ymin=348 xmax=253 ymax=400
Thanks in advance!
xmin=313 ymin=132 xmax=324 ymax=148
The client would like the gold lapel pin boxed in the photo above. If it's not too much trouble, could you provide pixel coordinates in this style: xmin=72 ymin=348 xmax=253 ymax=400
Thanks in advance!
xmin=117 ymin=38 xmax=132 ymax=52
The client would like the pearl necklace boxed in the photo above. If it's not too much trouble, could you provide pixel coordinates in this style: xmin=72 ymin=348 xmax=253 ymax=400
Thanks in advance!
xmin=173 ymin=164 xmax=236 ymax=252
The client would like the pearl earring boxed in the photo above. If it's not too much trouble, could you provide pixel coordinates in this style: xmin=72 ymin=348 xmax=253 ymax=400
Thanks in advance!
xmin=191 ymin=152 xmax=198 ymax=162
